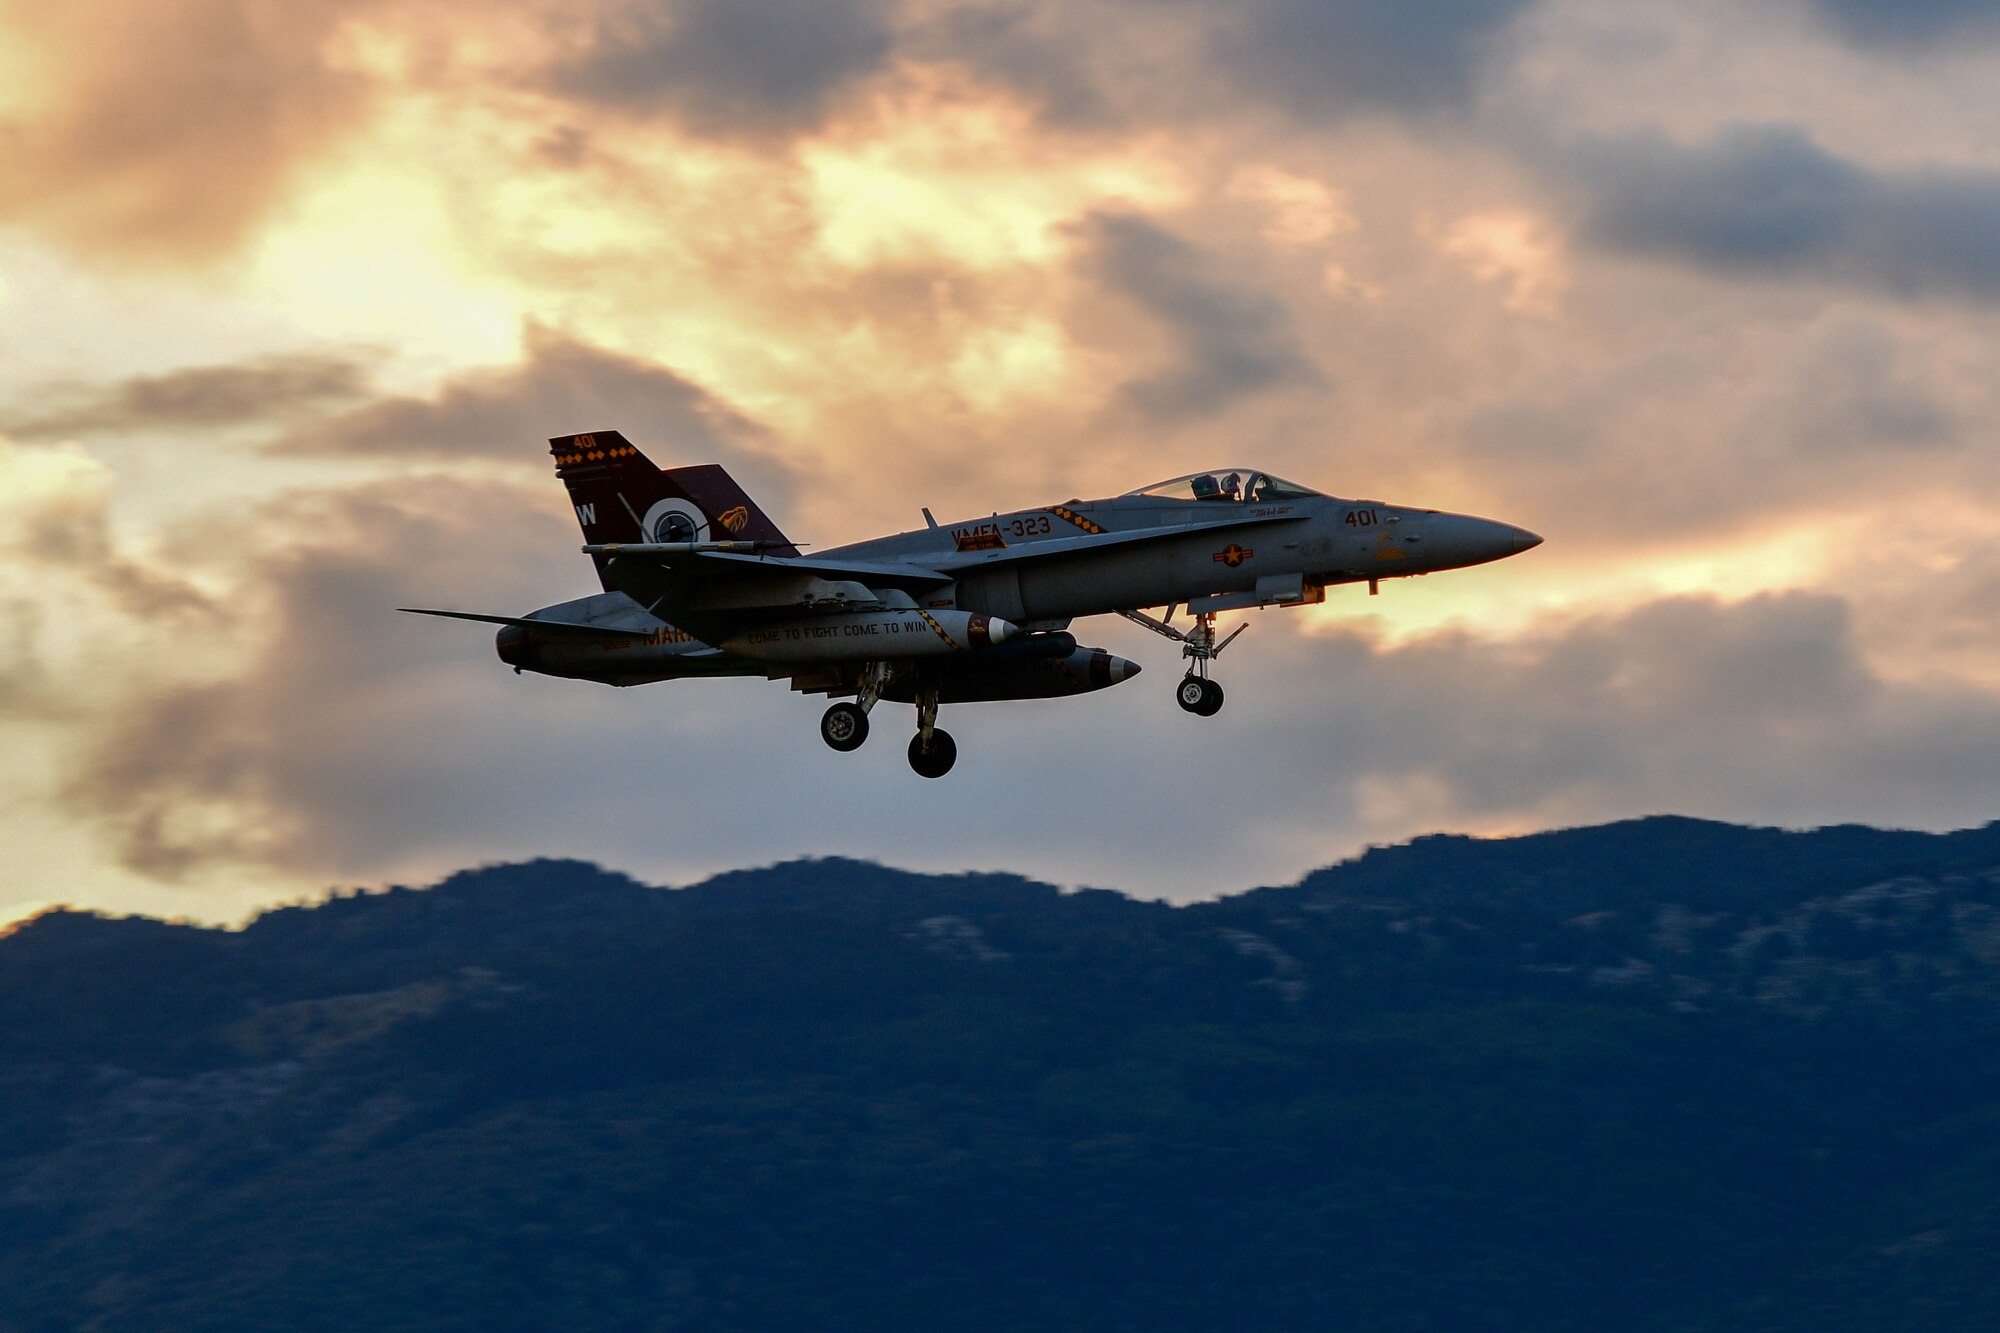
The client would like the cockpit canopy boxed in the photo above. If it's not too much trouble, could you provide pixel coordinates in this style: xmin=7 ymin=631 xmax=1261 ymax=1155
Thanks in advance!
xmin=1126 ymin=469 xmax=1323 ymax=504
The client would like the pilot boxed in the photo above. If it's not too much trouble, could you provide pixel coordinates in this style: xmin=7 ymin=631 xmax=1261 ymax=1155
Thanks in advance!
xmin=1221 ymin=472 xmax=1242 ymax=500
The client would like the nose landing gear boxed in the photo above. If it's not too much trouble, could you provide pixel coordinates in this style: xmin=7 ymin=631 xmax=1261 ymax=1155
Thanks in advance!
xmin=1176 ymin=674 xmax=1224 ymax=716
xmin=1119 ymin=606 xmax=1243 ymax=719
xmin=820 ymin=702 xmax=869 ymax=751
xmin=821 ymin=661 xmax=887 ymax=752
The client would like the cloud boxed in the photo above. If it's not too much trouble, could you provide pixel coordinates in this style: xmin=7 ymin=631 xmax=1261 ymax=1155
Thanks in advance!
xmin=57 ymin=478 xmax=574 ymax=879
xmin=1075 ymin=213 xmax=1321 ymax=421
xmin=0 ymin=1 xmax=378 ymax=261
xmin=0 ymin=439 xmax=214 ymax=621
xmin=1783 ymin=320 xmax=1959 ymax=455
xmin=539 ymin=0 xmax=1535 ymax=142
xmin=910 ymin=0 xmax=1534 ymax=130
xmin=272 ymin=327 xmax=793 ymax=500
xmin=53 ymin=469 xmax=2000 ymax=897
xmin=1195 ymin=0 xmax=1536 ymax=118
xmin=1197 ymin=590 xmax=2000 ymax=862
xmin=549 ymin=0 xmax=898 ymax=135
xmin=1803 ymin=0 xmax=2000 ymax=46
xmin=1568 ymin=123 xmax=2000 ymax=299
xmin=0 ymin=598 xmax=57 ymax=719
xmin=2 ymin=354 xmax=374 ymax=439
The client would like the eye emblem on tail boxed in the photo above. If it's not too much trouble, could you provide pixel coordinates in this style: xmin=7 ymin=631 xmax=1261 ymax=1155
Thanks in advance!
xmin=641 ymin=498 xmax=709 ymax=545
xmin=718 ymin=506 xmax=750 ymax=534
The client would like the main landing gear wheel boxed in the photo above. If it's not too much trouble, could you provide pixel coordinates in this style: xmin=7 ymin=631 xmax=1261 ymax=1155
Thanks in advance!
xmin=821 ymin=702 xmax=869 ymax=752
xmin=1178 ymin=676 xmax=1224 ymax=716
xmin=1117 ymin=606 xmax=1244 ymax=722
xmin=908 ymin=729 xmax=957 ymax=778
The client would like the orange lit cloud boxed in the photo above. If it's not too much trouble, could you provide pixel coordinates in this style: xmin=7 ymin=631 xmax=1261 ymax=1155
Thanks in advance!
xmin=0 ymin=0 xmax=383 ymax=262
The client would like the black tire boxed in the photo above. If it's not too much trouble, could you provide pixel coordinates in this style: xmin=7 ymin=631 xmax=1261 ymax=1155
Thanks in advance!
xmin=1176 ymin=676 xmax=1208 ymax=713
xmin=1195 ymin=679 xmax=1225 ymax=716
xmin=821 ymin=702 xmax=869 ymax=752
xmin=908 ymin=729 xmax=958 ymax=778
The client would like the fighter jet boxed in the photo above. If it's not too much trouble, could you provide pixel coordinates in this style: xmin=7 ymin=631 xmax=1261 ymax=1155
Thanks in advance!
xmin=404 ymin=431 xmax=1541 ymax=777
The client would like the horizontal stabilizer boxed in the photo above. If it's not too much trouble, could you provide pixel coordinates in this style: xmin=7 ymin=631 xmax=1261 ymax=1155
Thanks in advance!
xmin=397 ymin=608 xmax=655 ymax=640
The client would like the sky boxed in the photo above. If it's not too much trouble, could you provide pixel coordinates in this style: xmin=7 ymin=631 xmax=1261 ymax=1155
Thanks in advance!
xmin=4 ymin=0 xmax=2000 ymax=924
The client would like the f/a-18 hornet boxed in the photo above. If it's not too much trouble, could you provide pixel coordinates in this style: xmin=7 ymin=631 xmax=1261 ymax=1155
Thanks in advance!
xmin=405 ymin=432 xmax=1541 ymax=777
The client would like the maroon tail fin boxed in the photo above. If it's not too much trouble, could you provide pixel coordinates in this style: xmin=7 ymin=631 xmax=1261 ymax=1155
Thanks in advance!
xmin=549 ymin=430 xmax=798 ymax=587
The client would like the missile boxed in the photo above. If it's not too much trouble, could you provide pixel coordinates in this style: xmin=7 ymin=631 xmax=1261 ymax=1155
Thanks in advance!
xmin=722 ymin=608 xmax=1018 ymax=663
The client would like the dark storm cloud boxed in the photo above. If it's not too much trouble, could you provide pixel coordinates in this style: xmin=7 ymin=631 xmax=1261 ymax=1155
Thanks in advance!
xmin=901 ymin=0 xmax=1534 ymax=130
xmin=273 ymin=329 xmax=794 ymax=504
xmin=909 ymin=5 xmax=1116 ymax=127
xmin=550 ymin=0 xmax=897 ymax=135
xmin=545 ymin=0 xmax=1533 ymax=139
xmin=1571 ymin=124 xmax=2000 ymax=299
xmin=1804 ymin=0 xmax=2000 ymax=45
xmin=1078 ymin=213 xmax=1321 ymax=421
xmin=1196 ymin=0 xmax=1535 ymax=118
xmin=2 ymin=354 xmax=373 ymax=439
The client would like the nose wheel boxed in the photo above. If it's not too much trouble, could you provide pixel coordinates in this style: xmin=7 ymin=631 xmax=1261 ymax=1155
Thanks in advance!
xmin=1177 ymin=675 xmax=1224 ymax=716
xmin=820 ymin=702 xmax=869 ymax=751
xmin=1119 ymin=606 xmax=1243 ymax=719
xmin=821 ymin=661 xmax=888 ymax=752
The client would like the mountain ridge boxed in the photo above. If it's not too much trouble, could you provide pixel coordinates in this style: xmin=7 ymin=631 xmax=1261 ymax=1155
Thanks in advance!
xmin=5 ymin=814 xmax=2000 ymax=1330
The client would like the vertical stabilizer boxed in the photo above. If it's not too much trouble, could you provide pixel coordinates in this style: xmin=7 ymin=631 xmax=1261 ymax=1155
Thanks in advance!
xmin=549 ymin=430 xmax=798 ymax=588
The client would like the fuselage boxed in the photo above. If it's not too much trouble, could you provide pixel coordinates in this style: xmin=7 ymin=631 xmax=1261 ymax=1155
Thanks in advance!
xmin=824 ymin=488 xmax=1540 ymax=625
xmin=415 ymin=437 xmax=1547 ymax=776
xmin=498 ymin=470 xmax=1540 ymax=687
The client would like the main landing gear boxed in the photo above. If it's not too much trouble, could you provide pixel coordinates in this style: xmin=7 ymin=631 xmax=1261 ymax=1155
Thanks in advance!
xmin=818 ymin=665 xmax=957 ymax=778
xmin=1118 ymin=606 xmax=1245 ymax=719
xmin=907 ymin=681 xmax=956 ymax=779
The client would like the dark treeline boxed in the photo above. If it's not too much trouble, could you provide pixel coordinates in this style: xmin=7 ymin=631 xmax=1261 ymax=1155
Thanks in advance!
xmin=5 ymin=816 xmax=2000 ymax=1330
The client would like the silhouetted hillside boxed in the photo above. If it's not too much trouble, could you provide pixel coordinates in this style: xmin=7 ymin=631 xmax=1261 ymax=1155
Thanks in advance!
xmin=6 ymin=817 xmax=2000 ymax=1330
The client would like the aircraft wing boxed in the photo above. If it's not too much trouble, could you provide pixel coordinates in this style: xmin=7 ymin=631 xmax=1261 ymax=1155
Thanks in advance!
xmin=581 ymin=546 xmax=954 ymax=591
xmin=928 ymin=508 xmax=1308 ymax=572
xmin=577 ymin=547 xmax=957 ymax=644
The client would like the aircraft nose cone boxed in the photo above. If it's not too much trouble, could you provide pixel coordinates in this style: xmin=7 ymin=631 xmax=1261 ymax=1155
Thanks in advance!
xmin=1426 ymin=514 xmax=1543 ymax=570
